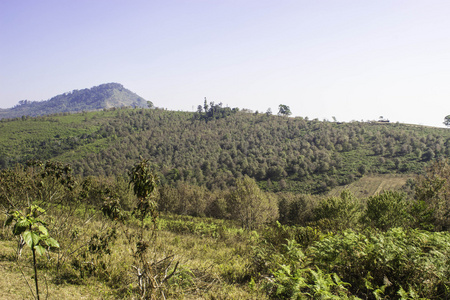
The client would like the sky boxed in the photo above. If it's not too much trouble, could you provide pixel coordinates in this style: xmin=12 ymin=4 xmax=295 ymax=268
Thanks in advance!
xmin=1 ymin=0 xmax=450 ymax=127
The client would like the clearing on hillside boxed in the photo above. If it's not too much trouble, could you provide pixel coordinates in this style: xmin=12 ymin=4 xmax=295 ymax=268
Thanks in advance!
xmin=327 ymin=174 xmax=411 ymax=198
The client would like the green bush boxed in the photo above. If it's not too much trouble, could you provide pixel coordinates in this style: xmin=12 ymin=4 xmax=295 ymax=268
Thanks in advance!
xmin=265 ymin=239 xmax=355 ymax=299
xmin=414 ymin=159 xmax=450 ymax=231
xmin=264 ymin=227 xmax=450 ymax=299
xmin=310 ymin=228 xmax=450 ymax=299
xmin=362 ymin=191 xmax=412 ymax=230
xmin=313 ymin=190 xmax=361 ymax=231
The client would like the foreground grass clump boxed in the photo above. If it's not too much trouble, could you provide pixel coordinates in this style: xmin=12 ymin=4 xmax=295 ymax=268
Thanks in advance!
xmin=2 ymin=205 xmax=450 ymax=299
xmin=0 ymin=238 xmax=116 ymax=299
xmin=1 ymin=208 xmax=266 ymax=299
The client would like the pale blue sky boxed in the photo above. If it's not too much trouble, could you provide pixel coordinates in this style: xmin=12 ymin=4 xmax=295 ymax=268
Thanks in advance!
xmin=1 ymin=1 xmax=450 ymax=127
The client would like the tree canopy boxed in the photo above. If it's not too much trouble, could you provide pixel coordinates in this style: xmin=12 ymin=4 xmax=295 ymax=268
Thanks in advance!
xmin=278 ymin=104 xmax=292 ymax=116
xmin=444 ymin=115 xmax=450 ymax=127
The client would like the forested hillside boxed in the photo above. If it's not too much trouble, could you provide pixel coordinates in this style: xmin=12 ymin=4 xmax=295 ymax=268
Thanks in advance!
xmin=1 ymin=106 xmax=449 ymax=194
xmin=0 ymin=83 xmax=151 ymax=119
xmin=2 ymin=106 xmax=450 ymax=299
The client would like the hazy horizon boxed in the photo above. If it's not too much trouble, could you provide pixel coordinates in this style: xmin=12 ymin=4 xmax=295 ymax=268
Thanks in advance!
xmin=1 ymin=1 xmax=450 ymax=127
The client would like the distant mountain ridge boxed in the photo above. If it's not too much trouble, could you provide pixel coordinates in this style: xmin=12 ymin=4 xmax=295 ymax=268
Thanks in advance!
xmin=0 ymin=83 xmax=152 ymax=119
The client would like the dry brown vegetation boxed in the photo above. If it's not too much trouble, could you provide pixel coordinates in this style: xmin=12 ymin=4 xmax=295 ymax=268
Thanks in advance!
xmin=0 ymin=214 xmax=265 ymax=299
xmin=0 ymin=240 xmax=115 ymax=299
xmin=327 ymin=174 xmax=411 ymax=198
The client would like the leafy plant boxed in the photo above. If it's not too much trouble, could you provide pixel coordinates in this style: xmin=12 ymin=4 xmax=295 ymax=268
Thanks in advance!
xmin=5 ymin=205 xmax=59 ymax=300
xmin=267 ymin=260 xmax=354 ymax=299
xmin=310 ymin=228 xmax=450 ymax=299
xmin=128 ymin=159 xmax=179 ymax=299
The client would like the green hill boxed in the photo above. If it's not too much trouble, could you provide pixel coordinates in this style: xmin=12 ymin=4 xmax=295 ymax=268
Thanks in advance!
xmin=1 ymin=104 xmax=450 ymax=300
xmin=1 ymin=105 xmax=449 ymax=194
xmin=0 ymin=83 xmax=151 ymax=119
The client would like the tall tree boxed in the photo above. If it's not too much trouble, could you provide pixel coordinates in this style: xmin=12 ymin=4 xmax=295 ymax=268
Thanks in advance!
xmin=203 ymin=97 xmax=209 ymax=113
xmin=278 ymin=104 xmax=292 ymax=116
xmin=226 ymin=176 xmax=278 ymax=229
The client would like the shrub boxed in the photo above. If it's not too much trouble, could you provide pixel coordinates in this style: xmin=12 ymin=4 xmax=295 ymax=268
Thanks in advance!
xmin=313 ymin=190 xmax=361 ymax=231
xmin=226 ymin=176 xmax=279 ymax=230
xmin=362 ymin=191 xmax=412 ymax=230
xmin=310 ymin=228 xmax=450 ymax=299
xmin=414 ymin=159 xmax=450 ymax=231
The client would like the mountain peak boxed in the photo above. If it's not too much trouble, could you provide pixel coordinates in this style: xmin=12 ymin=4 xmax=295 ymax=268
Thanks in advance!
xmin=0 ymin=83 xmax=152 ymax=119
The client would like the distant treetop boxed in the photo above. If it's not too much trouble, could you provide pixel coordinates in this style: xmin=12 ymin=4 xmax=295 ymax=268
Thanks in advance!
xmin=278 ymin=104 xmax=292 ymax=117
xmin=193 ymin=98 xmax=239 ymax=122
xmin=444 ymin=115 xmax=450 ymax=127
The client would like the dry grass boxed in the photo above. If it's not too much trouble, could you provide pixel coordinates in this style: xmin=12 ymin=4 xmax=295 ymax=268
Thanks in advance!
xmin=0 ymin=241 xmax=115 ymax=299
xmin=327 ymin=174 xmax=411 ymax=198
xmin=0 ymin=211 xmax=266 ymax=299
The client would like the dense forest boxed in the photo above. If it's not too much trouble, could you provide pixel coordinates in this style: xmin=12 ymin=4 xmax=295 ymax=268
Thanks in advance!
xmin=1 ymin=106 xmax=449 ymax=194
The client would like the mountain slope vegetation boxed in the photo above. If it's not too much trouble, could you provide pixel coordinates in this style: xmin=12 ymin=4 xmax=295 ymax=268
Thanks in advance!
xmin=2 ymin=100 xmax=450 ymax=298
xmin=1 ymin=106 xmax=449 ymax=194
xmin=1 ymin=156 xmax=450 ymax=299
xmin=0 ymin=83 xmax=151 ymax=119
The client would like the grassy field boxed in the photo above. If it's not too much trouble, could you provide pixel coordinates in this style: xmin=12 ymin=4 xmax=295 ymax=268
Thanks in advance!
xmin=0 ymin=213 xmax=265 ymax=300
xmin=326 ymin=174 xmax=411 ymax=198
xmin=0 ymin=240 xmax=116 ymax=299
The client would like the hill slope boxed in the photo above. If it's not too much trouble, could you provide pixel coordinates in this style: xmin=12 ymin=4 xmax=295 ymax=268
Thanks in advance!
xmin=0 ymin=83 xmax=151 ymax=119
xmin=1 ymin=107 xmax=449 ymax=194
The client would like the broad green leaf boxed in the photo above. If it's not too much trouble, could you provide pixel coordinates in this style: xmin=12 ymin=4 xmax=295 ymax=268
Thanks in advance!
xmin=45 ymin=237 xmax=60 ymax=248
xmin=38 ymin=225 xmax=48 ymax=236
xmin=34 ymin=245 xmax=46 ymax=256
xmin=13 ymin=219 xmax=30 ymax=235
xmin=23 ymin=231 xmax=33 ymax=247
xmin=23 ymin=231 xmax=40 ymax=247
xmin=31 ymin=232 xmax=40 ymax=246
